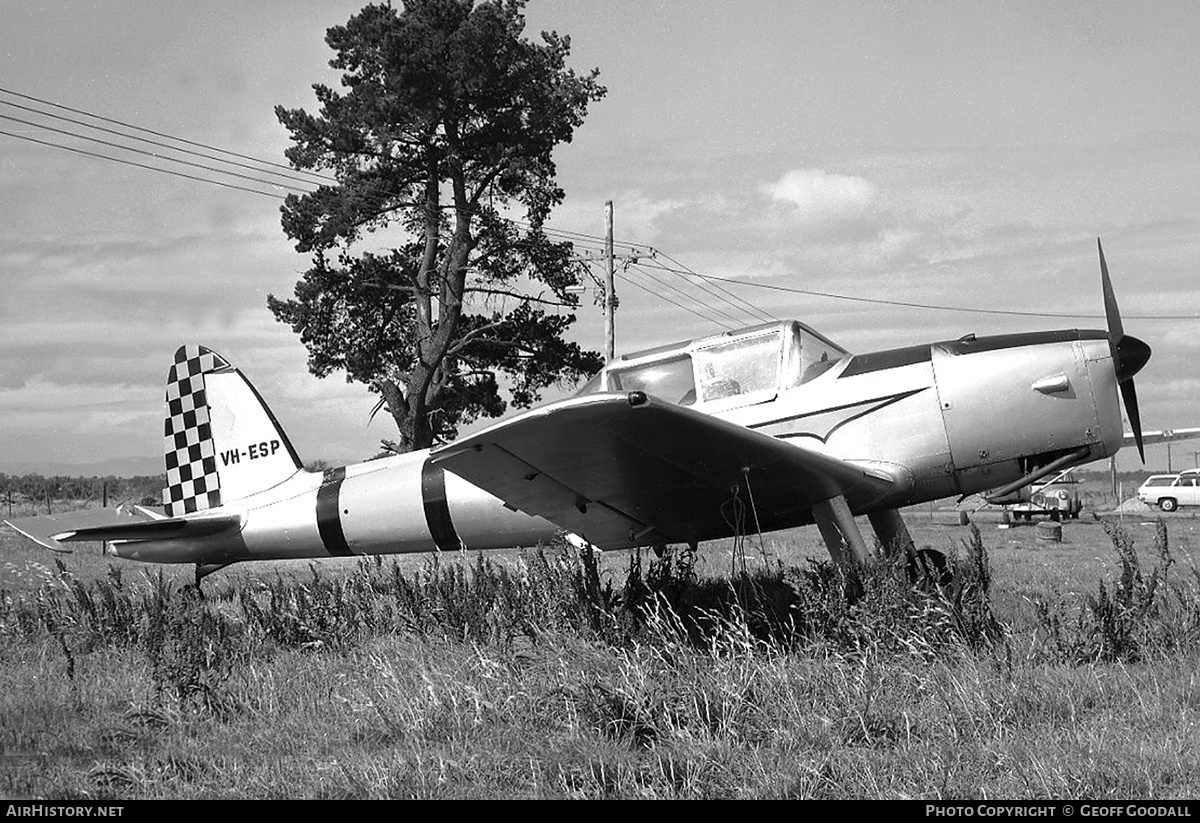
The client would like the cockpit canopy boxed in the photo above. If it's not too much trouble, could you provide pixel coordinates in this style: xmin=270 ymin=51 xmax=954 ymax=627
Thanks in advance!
xmin=583 ymin=321 xmax=847 ymax=409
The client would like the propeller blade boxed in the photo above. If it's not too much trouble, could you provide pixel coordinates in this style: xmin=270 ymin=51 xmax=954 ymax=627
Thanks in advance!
xmin=1098 ymin=238 xmax=1150 ymax=463
xmin=1122 ymin=379 xmax=1145 ymax=462
xmin=1099 ymin=238 xmax=1124 ymax=343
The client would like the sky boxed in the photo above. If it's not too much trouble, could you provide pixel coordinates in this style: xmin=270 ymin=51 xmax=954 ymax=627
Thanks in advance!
xmin=2 ymin=0 xmax=1199 ymax=476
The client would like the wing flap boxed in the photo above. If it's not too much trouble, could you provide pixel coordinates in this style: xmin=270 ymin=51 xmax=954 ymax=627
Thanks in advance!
xmin=453 ymin=440 xmax=649 ymax=547
xmin=433 ymin=393 xmax=896 ymax=549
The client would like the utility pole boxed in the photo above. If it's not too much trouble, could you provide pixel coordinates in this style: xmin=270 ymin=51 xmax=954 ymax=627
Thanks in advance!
xmin=604 ymin=200 xmax=615 ymax=362
xmin=568 ymin=201 xmax=644 ymax=360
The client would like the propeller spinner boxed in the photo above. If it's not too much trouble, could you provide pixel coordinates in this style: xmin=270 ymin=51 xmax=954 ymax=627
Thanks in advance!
xmin=1099 ymin=238 xmax=1152 ymax=461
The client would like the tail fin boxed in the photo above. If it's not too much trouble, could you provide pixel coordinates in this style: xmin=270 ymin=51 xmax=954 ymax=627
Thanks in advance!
xmin=163 ymin=345 xmax=302 ymax=515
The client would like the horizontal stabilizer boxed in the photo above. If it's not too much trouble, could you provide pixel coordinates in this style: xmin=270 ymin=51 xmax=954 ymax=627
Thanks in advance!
xmin=4 ymin=508 xmax=240 ymax=553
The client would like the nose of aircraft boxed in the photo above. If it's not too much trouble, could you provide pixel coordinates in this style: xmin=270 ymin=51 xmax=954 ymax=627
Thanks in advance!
xmin=1114 ymin=333 xmax=1151 ymax=383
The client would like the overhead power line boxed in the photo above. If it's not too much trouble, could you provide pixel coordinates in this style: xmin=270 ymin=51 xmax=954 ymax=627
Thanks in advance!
xmin=618 ymin=268 xmax=737 ymax=330
xmin=0 ymin=85 xmax=329 ymax=184
xmin=0 ymin=112 xmax=310 ymax=194
xmin=626 ymin=263 xmax=744 ymax=329
xmin=0 ymin=98 xmax=326 ymax=190
xmin=4 ymin=86 xmax=1187 ymax=323
xmin=652 ymin=249 xmax=778 ymax=325
xmin=634 ymin=259 xmax=1198 ymax=322
xmin=0 ymin=127 xmax=289 ymax=199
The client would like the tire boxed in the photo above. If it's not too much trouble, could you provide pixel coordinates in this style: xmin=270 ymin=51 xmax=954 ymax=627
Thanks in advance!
xmin=1160 ymin=498 xmax=1178 ymax=513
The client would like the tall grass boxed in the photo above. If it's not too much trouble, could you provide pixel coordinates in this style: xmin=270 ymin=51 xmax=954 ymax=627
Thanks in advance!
xmin=1033 ymin=521 xmax=1200 ymax=663
xmin=2 ymin=529 xmax=1008 ymax=667
xmin=4 ymin=523 xmax=1200 ymax=797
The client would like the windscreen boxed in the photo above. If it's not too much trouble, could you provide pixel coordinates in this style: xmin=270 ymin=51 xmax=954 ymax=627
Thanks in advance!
xmin=786 ymin=325 xmax=847 ymax=387
xmin=607 ymin=354 xmax=696 ymax=405
xmin=694 ymin=334 xmax=780 ymax=403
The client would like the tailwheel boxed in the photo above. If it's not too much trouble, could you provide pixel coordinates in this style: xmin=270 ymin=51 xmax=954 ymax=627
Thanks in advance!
xmin=194 ymin=562 xmax=233 ymax=592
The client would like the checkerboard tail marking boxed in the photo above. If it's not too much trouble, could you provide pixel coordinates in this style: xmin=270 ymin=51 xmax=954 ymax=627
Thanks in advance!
xmin=162 ymin=345 xmax=230 ymax=516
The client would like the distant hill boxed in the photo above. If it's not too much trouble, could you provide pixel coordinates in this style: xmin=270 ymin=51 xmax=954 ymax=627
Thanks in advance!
xmin=0 ymin=455 xmax=164 ymax=478
xmin=1 ymin=454 xmax=356 ymax=478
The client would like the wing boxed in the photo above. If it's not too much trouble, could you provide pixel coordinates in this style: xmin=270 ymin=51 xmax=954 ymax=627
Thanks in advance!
xmin=1130 ymin=428 xmax=1200 ymax=447
xmin=432 ymin=392 xmax=898 ymax=549
xmin=5 ymin=507 xmax=240 ymax=553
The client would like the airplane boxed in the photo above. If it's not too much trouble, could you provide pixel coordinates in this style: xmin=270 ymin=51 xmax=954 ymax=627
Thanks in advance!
xmin=1121 ymin=427 xmax=1200 ymax=451
xmin=4 ymin=240 xmax=1153 ymax=584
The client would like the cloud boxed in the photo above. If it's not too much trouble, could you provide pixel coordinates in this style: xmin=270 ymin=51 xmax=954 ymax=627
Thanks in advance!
xmin=761 ymin=168 xmax=879 ymax=222
xmin=549 ymin=191 xmax=685 ymax=248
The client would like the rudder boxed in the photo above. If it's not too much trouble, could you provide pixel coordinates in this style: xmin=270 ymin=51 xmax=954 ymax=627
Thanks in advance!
xmin=163 ymin=345 xmax=302 ymax=514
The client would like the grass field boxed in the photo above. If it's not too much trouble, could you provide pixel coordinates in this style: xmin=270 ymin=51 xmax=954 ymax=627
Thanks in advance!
xmin=3 ymin=509 xmax=1200 ymax=799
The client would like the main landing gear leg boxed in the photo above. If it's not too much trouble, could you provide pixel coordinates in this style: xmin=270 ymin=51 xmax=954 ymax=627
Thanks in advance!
xmin=867 ymin=508 xmax=915 ymax=559
xmin=812 ymin=495 xmax=870 ymax=568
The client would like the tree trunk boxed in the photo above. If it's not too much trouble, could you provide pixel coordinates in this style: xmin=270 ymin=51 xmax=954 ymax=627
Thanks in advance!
xmin=377 ymin=375 xmax=431 ymax=453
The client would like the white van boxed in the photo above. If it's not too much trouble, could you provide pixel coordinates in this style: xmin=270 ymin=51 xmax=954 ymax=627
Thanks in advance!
xmin=1137 ymin=469 xmax=1200 ymax=512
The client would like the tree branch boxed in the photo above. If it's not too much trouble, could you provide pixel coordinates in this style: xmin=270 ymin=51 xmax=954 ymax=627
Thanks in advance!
xmin=443 ymin=320 xmax=508 ymax=359
xmin=464 ymin=287 xmax=572 ymax=307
